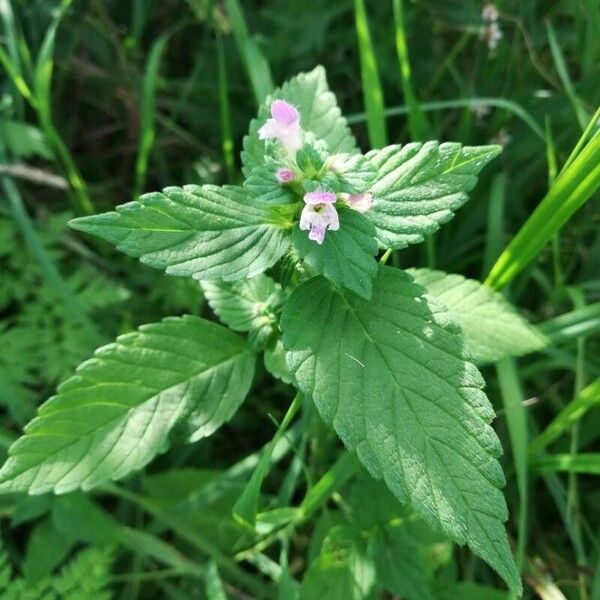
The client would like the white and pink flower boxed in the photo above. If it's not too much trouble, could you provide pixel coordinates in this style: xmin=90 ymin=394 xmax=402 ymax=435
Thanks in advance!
xmin=258 ymin=100 xmax=302 ymax=153
xmin=344 ymin=192 xmax=374 ymax=213
xmin=300 ymin=191 xmax=339 ymax=245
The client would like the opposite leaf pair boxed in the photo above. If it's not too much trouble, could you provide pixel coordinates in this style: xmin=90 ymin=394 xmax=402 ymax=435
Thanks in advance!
xmin=0 ymin=66 xmax=539 ymax=594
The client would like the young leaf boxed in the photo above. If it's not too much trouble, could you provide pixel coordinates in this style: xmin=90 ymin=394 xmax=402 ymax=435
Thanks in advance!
xmin=300 ymin=526 xmax=376 ymax=600
xmin=408 ymin=268 xmax=548 ymax=363
xmin=0 ymin=316 xmax=255 ymax=495
xmin=264 ymin=340 xmax=294 ymax=384
xmin=242 ymin=66 xmax=357 ymax=176
xmin=365 ymin=142 xmax=500 ymax=248
xmin=70 ymin=185 xmax=290 ymax=281
xmin=330 ymin=152 xmax=378 ymax=193
xmin=293 ymin=209 xmax=378 ymax=299
xmin=281 ymin=267 xmax=521 ymax=592
xmin=201 ymin=274 xmax=283 ymax=348
xmin=244 ymin=163 xmax=297 ymax=204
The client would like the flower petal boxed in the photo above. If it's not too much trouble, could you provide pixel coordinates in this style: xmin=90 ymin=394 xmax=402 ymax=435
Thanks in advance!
xmin=258 ymin=118 xmax=280 ymax=140
xmin=308 ymin=224 xmax=326 ymax=244
xmin=271 ymin=100 xmax=299 ymax=126
xmin=324 ymin=203 xmax=340 ymax=230
xmin=304 ymin=191 xmax=337 ymax=205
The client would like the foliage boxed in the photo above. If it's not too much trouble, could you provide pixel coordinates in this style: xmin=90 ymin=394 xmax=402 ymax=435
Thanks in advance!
xmin=0 ymin=1 xmax=598 ymax=599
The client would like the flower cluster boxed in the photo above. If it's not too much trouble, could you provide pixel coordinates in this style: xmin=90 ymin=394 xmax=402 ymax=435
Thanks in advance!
xmin=258 ymin=100 xmax=373 ymax=245
xmin=480 ymin=3 xmax=502 ymax=52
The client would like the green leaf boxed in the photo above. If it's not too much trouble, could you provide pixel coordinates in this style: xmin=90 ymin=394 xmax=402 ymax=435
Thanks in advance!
xmin=349 ymin=477 xmax=442 ymax=600
xmin=297 ymin=144 xmax=326 ymax=175
xmin=330 ymin=153 xmax=378 ymax=193
xmin=281 ymin=267 xmax=520 ymax=592
xmin=0 ymin=119 xmax=53 ymax=160
xmin=300 ymin=526 xmax=376 ymax=600
xmin=264 ymin=340 xmax=294 ymax=384
xmin=201 ymin=274 xmax=283 ymax=348
xmin=435 ymin=582 xmax=508 ymax=600
xmin=23 ymin=519 xmax=75 ymax=582
xmin=0 ymin=316 xmax=255 ymax=494
xmin=244 ymin=163 xmax=297 ymax=204
xmin=70 ymin=185 xmax=290 ymax=281
xmin=292 ymin=209 xmax=378 ymax=299
xmin=408 ymin=268 xmax=548 ymax=363
xmin=365 ymin=142 xmax=500 ymax=248
xmin=242 ymin=66 xmax=357 ymax=176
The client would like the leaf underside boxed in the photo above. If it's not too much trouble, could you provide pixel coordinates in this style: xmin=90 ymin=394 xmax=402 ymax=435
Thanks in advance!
xmin=408 ymin=268 xmax=548 ymax=363
xmin=70 ymin=185 xmax=290 ymax=282
xmin=281 ymin=266 xmax=520 ymax=591
xmin=242 ymin=66 xmax=358 ymax=177
xmin=366 ymin=142 xmax=501 ymax=249
xmin=0 ymin=316 xmax=255 ymax=495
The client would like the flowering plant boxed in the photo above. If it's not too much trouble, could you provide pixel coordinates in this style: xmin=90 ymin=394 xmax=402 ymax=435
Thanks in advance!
xmin=0 ymin=67 xmax=547 ymax=595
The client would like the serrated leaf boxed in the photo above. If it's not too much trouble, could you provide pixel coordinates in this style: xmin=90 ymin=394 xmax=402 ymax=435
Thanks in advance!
xmin=349 ymin=477 xmax=441 ymax=600
xmin=201 ymin=274 xmax=284 ymax=348
xmin=281 ymin=267 xmax=520 ymax=592
xmin=70 ymin=185 xmax=290 ymax=281
xmin=242 ymin=66 xmax=357 ymax=176
xmin=245 ymin=163 xmax=297 ymax=204
xmin=264 ymin=340 xmax=294 ymax=384
xmin=408 ymin=268 xmax=548 ymax=363
xmin=365 ymin=143 xmax=500 ymax=248
xmin=0 ymin=316 xmax=255 ymax=495
xmin=292 ymin=209 xmax=378 ymax=299
xmin=330 ymin=153 xmax=378 ymax=193
xmin=300 ymin=526 xmax=376 ymax=600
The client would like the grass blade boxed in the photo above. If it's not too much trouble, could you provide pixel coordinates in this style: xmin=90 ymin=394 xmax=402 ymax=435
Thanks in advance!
xmin=392 ymin=0 xmax=430 ymax=140
xmin=217 ymin=32 xmax=235 ymax=182
xmin=224 ymin=0 xmax=273 ymax=105
xmin=353 ymin=0 xmax=387 ymax=147
xmin=133 ymin=32 xmax=170 ymax=199
xmin=0 ymin=162 xmax=101 ymax=344
xmin=346 ymin=96 xmax=545 ymax=141
xmin=546 ymin=22 xmax=590 ymax=131
xmin=233 ymin=393 xmax=302 ymax=529
xmin=496 ymin=358 xmax=529 ymax=582
xmin=485 ymin=130 xmax=600 ymax=290
xmin=33 ymin=1 xmax=94 ymax=214
xmin=530 ymin=378 xmax=600 ymax=454
xmin=540 ymin=302 xmax=600 ymax=344
xmin=532 ymin=453 xmax=600 ymax=475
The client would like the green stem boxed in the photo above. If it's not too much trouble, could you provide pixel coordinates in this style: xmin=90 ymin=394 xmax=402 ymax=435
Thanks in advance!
xmin=235 ymin=451 xmax=360 ymax=561
xmin=104 ymin=484 xmax=276 ymax=599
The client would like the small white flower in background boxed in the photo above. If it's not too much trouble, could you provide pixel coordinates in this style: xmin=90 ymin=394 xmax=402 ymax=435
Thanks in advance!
xmin=258 ymin=100 xmax=302 ymax=153
xmin=300 ymin=191 xmax=339 ymax=245
xmin=470 ymin=101 xmax=491 ymax=124
xmin=480 ymin=2 xmax=503 ymax=51
xmin=343 ymin=192 xmax=374 ymax=213
xmin=482 ymin=2 xmax=499 ymax=22
xmin=490 ymin=127 xmax=512 ymax=147
xmin=481 ymin=21 xmax=503 ymax=50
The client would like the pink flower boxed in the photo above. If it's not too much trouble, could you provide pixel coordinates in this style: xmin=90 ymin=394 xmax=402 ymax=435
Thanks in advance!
xmin=344 ymin=192 xmax=373 ymax=213
xmin=300 ymin=191 xmax=339 ymax=245
xmin=276 ymin=168 xmax=296 ymax=183
xmin=258 ymin=100 xmax=302 ymax=153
